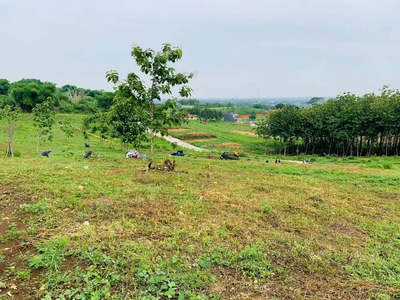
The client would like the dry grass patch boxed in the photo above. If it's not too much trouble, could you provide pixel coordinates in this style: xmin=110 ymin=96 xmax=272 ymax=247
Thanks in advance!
xmin=212 ymin=143 xmax=242 ymax=148
xmin=168 ymin=128 xmax=188 ymax=132
xmin=233 ymin=131 xmax=257 ymax=137
xmin=186 ymin=138 xmax=218 ymax=142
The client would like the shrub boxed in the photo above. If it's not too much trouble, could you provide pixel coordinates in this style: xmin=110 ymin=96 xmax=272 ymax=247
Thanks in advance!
xmin=28 ymin=237 xmax=69 ymax=271
xmin=347 ymin=156 xmax=355 ymax=160
xmin=59 ymin=103 xmax=74 ymax=113
xmin=382 ymin=163 xmax=393 ymax=170
xmin=20 ymin=199 xmax=49 ymax=214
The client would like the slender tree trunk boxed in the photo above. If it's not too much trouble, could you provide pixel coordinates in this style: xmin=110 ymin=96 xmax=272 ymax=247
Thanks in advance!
xmin=6 ymin=135 xmax=13 ymax=157
xmin=378 ymin=134 xmax=384 ymax=156
xmin=392 ymin=136 xmax=397 ymax=156
xmin=284 ymin=142 xmax=287 ymax=156
xmin=150 ymin=105 xmax=154 ymax=161
xmin=385 ymin=137 xmax=388 ymax=156
xmin=320 ymin=137 xmax=322 ymax=156
xmin=355 ymin=138 xmax=358 ymax=157
xmin=150 ymin=130 xmax=154 ymax=161
xmin=369 ymin=139 xmax=373 ymax=156
xmin=397 ymin=137 xmax=400 ymax=156
xmin=350 ymin=138 xmax=354 ymax=156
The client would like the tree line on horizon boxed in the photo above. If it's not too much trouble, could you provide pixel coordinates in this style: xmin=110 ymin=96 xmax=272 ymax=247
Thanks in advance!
xmin=256 ymin=86 xmax=400 ymax=157
xmin=0 ymin=78 xmax=114 ymax=113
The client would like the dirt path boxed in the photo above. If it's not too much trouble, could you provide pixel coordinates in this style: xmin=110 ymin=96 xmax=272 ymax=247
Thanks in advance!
xmin=154 ymin=133 xmax=208 ymax=152
xmin=282 ymin=160 xmax=304 ymax=164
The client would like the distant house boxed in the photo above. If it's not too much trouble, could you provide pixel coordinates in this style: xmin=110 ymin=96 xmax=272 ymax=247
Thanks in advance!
xmin=224 ymin=112 xmax=236 ymax=122
xmin=181 ymin=105 xmax=195 ymax=109
xmin=224 ymin=112 xmax=242 ymax=123
xmin=188 ymin=114 xmax=197 ymax=120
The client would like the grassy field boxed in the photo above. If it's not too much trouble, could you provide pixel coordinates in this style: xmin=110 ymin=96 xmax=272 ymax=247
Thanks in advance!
xmin=0 ymin=114 xmax=179 ymax=160
xmin=1 ymin=115 xmax=400 ymax=299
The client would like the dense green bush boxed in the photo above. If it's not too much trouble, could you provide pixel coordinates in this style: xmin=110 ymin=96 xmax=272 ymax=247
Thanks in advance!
xmin=0 ymin=78 xmax=114 ymax=114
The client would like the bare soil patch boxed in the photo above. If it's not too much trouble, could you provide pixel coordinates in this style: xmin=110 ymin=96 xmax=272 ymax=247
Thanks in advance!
xmin=0 ymin=185 xmax=42 ymax=299
xmin=0 ymin=185 xmax=29 ymax=236
xmin=331 ymin=222 xmax=366 ymax=240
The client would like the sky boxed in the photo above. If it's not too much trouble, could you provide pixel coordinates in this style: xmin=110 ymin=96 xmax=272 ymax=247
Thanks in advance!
xmin=0 ymin=0 xmax=399 ymax=98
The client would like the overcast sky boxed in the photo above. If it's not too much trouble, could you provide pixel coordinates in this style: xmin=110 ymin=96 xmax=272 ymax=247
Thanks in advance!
xmin=0 ymin=0 xmax=399 ymax=98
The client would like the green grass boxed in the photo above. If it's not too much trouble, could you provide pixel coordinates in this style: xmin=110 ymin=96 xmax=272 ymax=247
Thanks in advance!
xmin=0 ymin=114 xmax=180 ymax=159
xmin=1 ymin=114 xmax=400 ymax=299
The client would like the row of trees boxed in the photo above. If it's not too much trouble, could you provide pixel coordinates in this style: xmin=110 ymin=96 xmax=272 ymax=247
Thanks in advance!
xmin=0 ymin=78 xmax=114 ymax=113
xmin=198 ymin=109 xmax=224 ymax=122
xmin=256 ymin=86 xmax=400 ymax=156
xmin=0 ymin=97 xmax=70 ymax=157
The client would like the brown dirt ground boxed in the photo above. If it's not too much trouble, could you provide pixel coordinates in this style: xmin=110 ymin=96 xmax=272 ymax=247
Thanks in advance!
xmin=0 ymin=186 xmax=87 ymax=299
xmin=0 ymin=185 xmax=42 ymax=299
